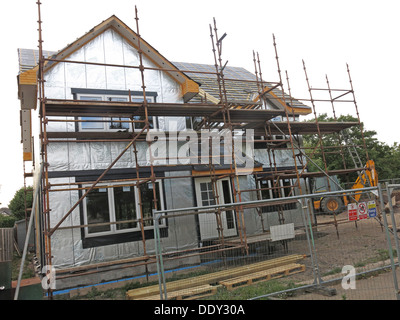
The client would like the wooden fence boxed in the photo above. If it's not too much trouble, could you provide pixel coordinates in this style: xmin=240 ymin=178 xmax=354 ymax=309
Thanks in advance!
xmin=0 ymin=228 xmax=14 ymax=262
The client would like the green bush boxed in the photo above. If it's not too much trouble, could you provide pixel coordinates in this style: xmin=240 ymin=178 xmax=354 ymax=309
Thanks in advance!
xmin=0 ymin=215 xmax=17 ymax=228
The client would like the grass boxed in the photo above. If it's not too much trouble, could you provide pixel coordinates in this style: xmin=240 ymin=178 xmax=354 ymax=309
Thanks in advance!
xmin=202 ymin=280 xmax=299 ymax=300
xmin=356 ymin=249 xmax=397 ymax=267
xmin=321 ymin=248 xmax=397 ymax=279
xmin=11 ymin=252 xmax=35 ymax=281
xmin=82 ymin=286 xmax=125 ymax=300
xmin=322 ymin=267 xmax=342 ymax=277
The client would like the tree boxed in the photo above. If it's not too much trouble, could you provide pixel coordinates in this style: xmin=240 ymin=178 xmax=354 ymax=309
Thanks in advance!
xmin=8 ymin=187 xmax=33 ymax=220
xmin=303 ymin=114 xmax=400 ymax=183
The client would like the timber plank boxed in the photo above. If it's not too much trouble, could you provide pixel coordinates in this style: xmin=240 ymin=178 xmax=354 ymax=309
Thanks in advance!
xmin=139 ymin=284 xmax=221 ymax=300
xmin=220 ymin=263 xmax=306 ymax=291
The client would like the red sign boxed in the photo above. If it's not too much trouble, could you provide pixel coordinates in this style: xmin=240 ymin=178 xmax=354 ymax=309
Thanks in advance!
xmin=348 ymin=203 xmax=358 ymax=221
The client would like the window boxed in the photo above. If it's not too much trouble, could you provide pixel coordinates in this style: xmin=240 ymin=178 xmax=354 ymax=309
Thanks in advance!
xmin=139 ymin=181 xmax=162 ymax=228
xmin=74 ymin=90 xmax=157 ymax=131
xmin=85 ymin=187 xmax=111 ymax=234
xmin=185 ymin=117 xmax=193 ymax=130
xmin=113 ymin=185 xmax=137 ymax=230
xmin=79 ymin=96 xmax=105 ymax=130
xmin=199 ymin=181 xmax=216 ymax=206
xmin=258 ymin=179 xmax=296 ymax=213
xmin=221 ymin=180 xmax=235 ymax=229
xmin=82 ymin=181 xmax=164 ymax=238
xmin=108 ymin=97 xmax=131 ymax=130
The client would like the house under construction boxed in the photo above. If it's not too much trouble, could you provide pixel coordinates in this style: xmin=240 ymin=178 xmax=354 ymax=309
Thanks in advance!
xmin=16 ymin=5 xmax=374 ymax=296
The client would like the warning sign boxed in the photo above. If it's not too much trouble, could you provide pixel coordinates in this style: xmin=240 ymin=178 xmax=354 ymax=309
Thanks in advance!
xmin=358 ymin=202 xmax=368 ymax=220
xmin=348 ymin=203 xmax=358 ymax=221
xmin=367 ymin=201 xmax=377 ymax=218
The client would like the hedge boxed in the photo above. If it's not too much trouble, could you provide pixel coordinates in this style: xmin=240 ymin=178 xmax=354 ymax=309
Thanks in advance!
xmin=0 ymin=215 xmax=17 ymax=228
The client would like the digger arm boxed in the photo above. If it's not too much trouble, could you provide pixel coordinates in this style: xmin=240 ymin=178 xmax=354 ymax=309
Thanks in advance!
xmin=351 ymin=160 xmax=378 ymax=202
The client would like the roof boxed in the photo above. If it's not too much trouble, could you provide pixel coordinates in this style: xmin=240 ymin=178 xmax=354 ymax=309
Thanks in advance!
xmin=172 ymin=62 xmax=258 ymax=82
xmin=0 ymin=207 xmax=12 ymax=216
xmin=172 ymin=62 xmax=311 ymax=115
xmin=17 ymin=48 xmax=55 ymax=74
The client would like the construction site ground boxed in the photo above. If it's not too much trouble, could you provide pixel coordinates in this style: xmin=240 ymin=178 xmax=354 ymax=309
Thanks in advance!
xmin=51 ymin=192 xmax=400 ymax=300
xmin=284 ymin=194 xmax=400 ymax=300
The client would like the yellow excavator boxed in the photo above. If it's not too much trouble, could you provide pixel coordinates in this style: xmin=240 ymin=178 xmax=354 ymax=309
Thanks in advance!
xmin=312 ymin=160 xmax=378 ymax=214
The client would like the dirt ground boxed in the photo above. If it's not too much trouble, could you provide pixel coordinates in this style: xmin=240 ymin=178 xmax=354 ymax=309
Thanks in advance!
xmin=283 ymin=194 xmax=400 ymax=300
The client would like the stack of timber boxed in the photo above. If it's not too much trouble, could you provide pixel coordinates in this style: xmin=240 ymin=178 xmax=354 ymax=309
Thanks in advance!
xmin=126 ymin=254 xmax=305 ymax=300
xmin=140 ymin=284 xmax=222 ymax=300
xmin=219 ymin=263 xmax=306 ymax=291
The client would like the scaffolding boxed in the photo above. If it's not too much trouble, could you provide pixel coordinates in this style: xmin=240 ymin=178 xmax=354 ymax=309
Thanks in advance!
xmin=21 ymin=2 xmax=375 ymax=299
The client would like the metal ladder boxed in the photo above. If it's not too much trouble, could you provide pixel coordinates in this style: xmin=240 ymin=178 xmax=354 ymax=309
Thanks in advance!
xmin=341 ymin=129 xmax=371 ymax=188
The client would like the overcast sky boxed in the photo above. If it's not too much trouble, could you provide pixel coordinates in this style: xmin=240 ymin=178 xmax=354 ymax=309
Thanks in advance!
xmin=0 ymin=0 xmax=399 ymax=206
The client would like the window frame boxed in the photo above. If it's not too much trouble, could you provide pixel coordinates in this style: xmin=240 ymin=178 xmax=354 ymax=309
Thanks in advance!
xmin=71 ymin=89 xmax=158 ymax=132
xmin=194 ymin=177 xmax=238 ymax=240
xmin=82 ymin=180 xmax=165 ymax=238
xmin=258 ymin=178 xmax=297 ymax=213
xmin=78 ymin=94 xmax=137 ymax=131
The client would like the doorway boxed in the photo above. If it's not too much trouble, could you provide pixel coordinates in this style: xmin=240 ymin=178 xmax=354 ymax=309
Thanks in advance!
xmin=194 ymin=177 xmax=237 ymax=240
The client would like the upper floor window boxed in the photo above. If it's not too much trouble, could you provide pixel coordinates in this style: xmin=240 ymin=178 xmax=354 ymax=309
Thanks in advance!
xmin=71 ymin=89 xmax=157 ymax=131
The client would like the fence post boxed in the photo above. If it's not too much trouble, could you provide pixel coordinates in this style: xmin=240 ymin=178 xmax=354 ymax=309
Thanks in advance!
xmin=299 ymin=199 xmax=321 ymax=284
xmin=378 ymin=183 xmax=400 ymax=300
xmin=386 ymin=182 xmax=400 ymax=300
xmin=14 ymin=163 xmax=43 ymax=300
xmin=153 ymin=211 xmax=167 ymax=300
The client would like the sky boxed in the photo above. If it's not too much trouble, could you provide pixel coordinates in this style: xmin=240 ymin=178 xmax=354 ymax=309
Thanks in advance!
xmin=0 ymin=0 xmax=399 ymax=206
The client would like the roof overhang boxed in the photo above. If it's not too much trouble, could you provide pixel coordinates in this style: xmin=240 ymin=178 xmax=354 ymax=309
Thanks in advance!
xmin=17 ymin=66 xmax=38 ymax=110
xmin=255 ymin=84 xmax=312 ymax=116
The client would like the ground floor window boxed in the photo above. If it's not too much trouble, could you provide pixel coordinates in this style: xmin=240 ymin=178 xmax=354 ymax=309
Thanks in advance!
xmin=258 ymin=178 xmax=297 ymax=213
xmin=82 ymin=181 xmax=164 ymax=238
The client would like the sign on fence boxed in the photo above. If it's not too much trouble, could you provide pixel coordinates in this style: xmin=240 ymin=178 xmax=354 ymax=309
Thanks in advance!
xmin=348 ymin=203 xmax=358 ymax=221
xmin=348 ymin=201 xmax=378 ymax=221
xmin=367 ymin=201 xmax=377 ymax=218
xmin=270 ymin=223 xmax=295 ymax=242
xmin=358 ymin=202 xmax=368 ymax=220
